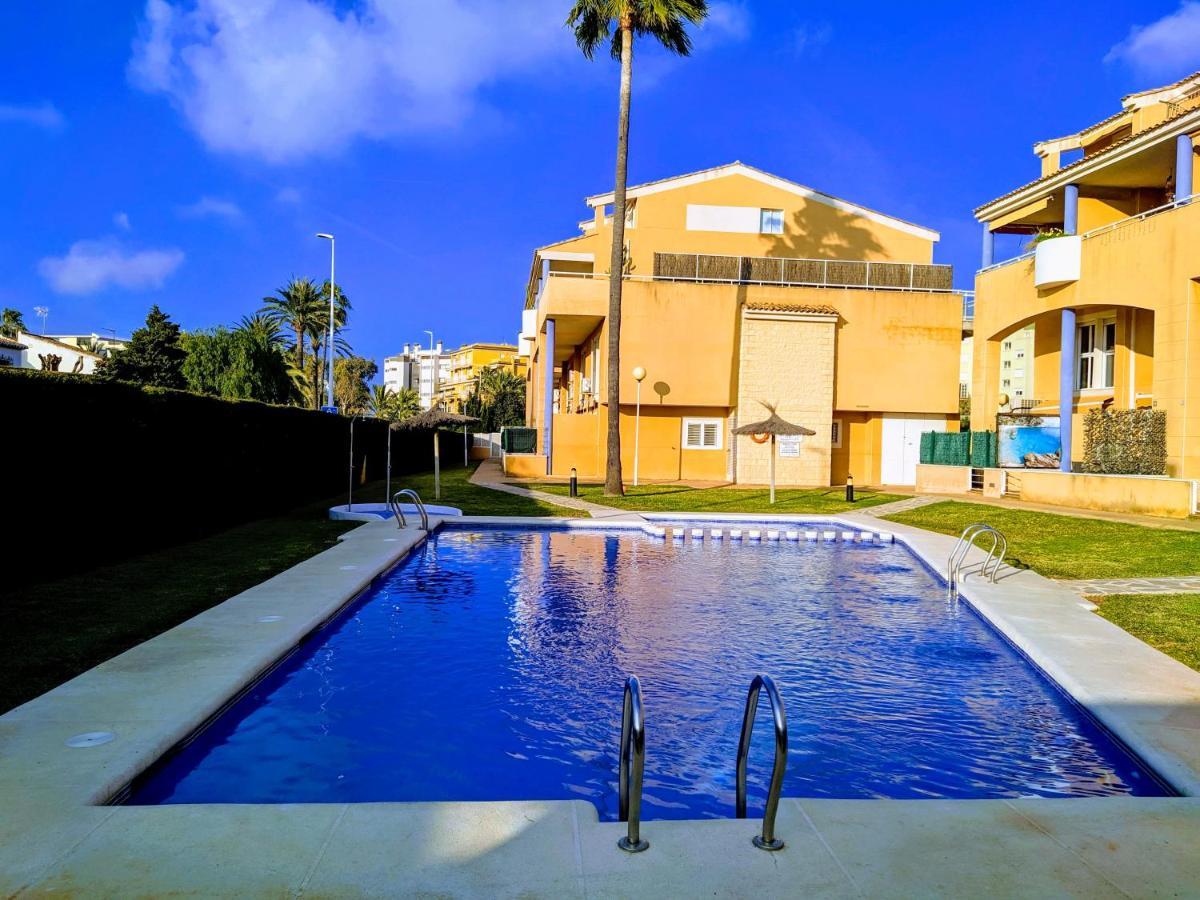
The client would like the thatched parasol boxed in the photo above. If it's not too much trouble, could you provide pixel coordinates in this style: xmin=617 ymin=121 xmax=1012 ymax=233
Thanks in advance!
xmin=392 ymin=409 xmax=480 ymax=500
xmin=732 ymin=401 xmax=815 ymax=504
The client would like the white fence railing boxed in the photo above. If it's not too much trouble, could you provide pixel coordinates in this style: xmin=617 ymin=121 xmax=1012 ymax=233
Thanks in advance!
xmin=472 ymin=432 xmax=502 ymax=457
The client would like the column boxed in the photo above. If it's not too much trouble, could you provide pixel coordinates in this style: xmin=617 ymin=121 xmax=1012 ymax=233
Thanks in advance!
xmin=1177 ymin=133 xmax=1194 ymax=201
xmin=1059 ymin=308 xmax=1076 ymax=473
xmin=1063 ymin=184 xmax=1079 ymax=235
xmin=981 ymin=225 xmax=994 ymax=268
xmin=543 ymin=317 xmax=556 ymax=474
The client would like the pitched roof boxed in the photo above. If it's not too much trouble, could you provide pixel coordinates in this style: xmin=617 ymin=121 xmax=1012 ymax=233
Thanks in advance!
xmin=18 ymin=331 xmax=104 ymax=358
xmin=0 ymin=335 xmax=26 ymax=350
xmin=584 ymin=161 xmax=941 ymax=242
xmin=975 ymin=105 xmax=1200 ymax=219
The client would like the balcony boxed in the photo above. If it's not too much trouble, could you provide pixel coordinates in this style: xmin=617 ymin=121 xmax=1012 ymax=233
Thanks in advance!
xmin=652 ymin=252 xmax=954 ymax=292
xmin=1033 ymin=235 xmax=1081 ymax=288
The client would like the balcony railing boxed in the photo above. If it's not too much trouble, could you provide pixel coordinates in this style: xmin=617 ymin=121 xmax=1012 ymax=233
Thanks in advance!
xmin=652 ymin=252 xmax=954 ymax=292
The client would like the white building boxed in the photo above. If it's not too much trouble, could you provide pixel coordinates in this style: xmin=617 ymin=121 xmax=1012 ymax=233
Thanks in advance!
xmin=6 ymin=332 xmax=104 ymax=374
xmin=382 ymin=342 xmax=450 ymax=410
xmin=44 ymin=333 xmax=129 ymax=357
xmin=0 ymin=335 xmax=25 ymax=367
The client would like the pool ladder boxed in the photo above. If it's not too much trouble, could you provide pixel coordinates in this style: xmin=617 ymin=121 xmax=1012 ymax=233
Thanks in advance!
xmin=388 ymin=489 xmax=430 ymax=531
xmin=947 ymin=522 xmax=1008 ymax=598
xmin=616 ymin=672 xmax=789 ymax=854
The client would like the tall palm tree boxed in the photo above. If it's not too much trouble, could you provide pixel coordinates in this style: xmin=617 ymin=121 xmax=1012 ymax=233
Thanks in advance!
xmin=567 ymin=0 xmax=707 ymax=495
xmin=236 ymin=313 xmax=287 ymax=349
xmin=260 ymin=277 xmax=324 ymax=378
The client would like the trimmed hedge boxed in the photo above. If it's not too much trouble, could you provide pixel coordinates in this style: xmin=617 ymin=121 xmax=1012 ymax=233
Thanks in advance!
xmin=0 ymin=369 xmax=460 ymax=580
xmin=1082 ymin=408 xmax=1167 ymax=475
xmin=919 ymin=431 xmax=970 ymax=466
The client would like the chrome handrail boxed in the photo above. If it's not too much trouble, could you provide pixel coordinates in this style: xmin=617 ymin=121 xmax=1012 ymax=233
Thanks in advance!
xmin=735 ymin=673 xmax=787 ymax=851
xmin=387 ymin=491 xmax=407 ymax=528
xmin=390 ymin=489 xmax=429 ymax=531
xmin=617 ymin=676 xmax=648 ymax=853
xmin=947 ymin=523 xmax=1008 ymax=597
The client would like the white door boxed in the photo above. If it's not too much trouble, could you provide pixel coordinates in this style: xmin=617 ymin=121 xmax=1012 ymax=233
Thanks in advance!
xmin=881 ymin=414 xmax=946 ymax=485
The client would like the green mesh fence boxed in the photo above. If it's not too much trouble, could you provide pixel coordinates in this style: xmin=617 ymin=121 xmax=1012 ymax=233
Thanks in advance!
xmin=919 ymin=431 xmax=970 ymax=466
xmin=970 ymin=431 xmax=998 ymax=468
xmin=501 ymin=426 xmax=538 ymax=454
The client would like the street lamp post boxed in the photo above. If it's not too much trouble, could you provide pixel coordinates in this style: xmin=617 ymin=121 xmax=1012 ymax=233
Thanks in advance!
xmin=316 ymin=233 xmax=336 ymax=410
xmin=632 ymin=366 xmax=646 ymax=487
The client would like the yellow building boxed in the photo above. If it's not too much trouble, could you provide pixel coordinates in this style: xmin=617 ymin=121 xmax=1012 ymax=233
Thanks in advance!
xmin=513 ymin=162 xmax=964 ymax=486
xmin=436 ymin=342 xmax=527 ymax=413
xmin=973 ymin=71 xmax=1200 ymax=478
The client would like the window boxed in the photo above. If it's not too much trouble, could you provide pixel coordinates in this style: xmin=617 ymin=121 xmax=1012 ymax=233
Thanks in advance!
xmin=1003 ymin=341 xmax=1012 ymax=350
xmin=759 ymin=208 xmax=784 ymax=234
xmin=831 ymin=419 xmax=843 ymax=449
xmin=682 ymin=417 xmax=722 ymax=450
xmin=1003 ymin=360 xmax=1011 ymax=369
xmin=1077 ymin=318 xmax=1115 ymax=391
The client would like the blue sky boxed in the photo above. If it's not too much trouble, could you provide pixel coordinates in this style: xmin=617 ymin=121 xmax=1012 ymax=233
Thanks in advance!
xmin=3 ymin=1 xmax=1199 ymax=372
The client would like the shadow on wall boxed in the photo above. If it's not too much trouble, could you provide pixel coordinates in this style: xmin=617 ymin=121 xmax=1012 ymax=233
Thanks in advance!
xmin=764 ymin=206 xmax=887 ymax=261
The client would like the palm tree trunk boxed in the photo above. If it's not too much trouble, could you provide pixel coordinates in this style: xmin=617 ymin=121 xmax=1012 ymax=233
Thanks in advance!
xmin=604 ymin=19 xmax=634 ymax=497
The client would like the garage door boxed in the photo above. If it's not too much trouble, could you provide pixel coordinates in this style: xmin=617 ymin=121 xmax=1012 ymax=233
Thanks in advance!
xmin=881 ymin=414 xmax=946 ymax=485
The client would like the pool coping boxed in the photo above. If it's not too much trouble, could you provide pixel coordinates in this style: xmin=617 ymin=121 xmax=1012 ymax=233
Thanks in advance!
xmin=2 ymin=511 xmax=1198 ymax=896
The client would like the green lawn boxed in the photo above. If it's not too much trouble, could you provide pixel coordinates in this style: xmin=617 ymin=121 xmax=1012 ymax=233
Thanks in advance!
xmin=1093 ymin=594 xmax=1200 ymax=672
xmin=2 ymin=464 xmax=559 ymax=715
xmin=530 ymin=481 xmax=902 ymax=514
xmin=883 ymin=500 xmax=1200 ymax=580
xmin=357 ymin=464 xmax=568 ymax=517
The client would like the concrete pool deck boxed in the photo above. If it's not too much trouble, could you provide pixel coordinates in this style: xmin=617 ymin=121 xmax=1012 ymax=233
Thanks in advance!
xmin=2 ymin=512 xmax=1199 ymax=896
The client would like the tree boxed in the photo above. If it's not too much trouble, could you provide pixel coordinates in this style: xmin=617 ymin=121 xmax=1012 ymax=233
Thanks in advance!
xmin=182 ymin=324 xmax=297 ymax=404
xmin=566 ymin=0 xmax=707 ymax=495
xmin=0 ymin=308 xmax=25 ymax=338
xmin=371 ymin=384 xmax=421 ymax=422
xmin=97 ymin=305 xmax=187 ymax=388
xmin=465 ymin=367 xmax=527 ymax=432
xmin=260 ymin=277 xmax=325 ymax=384
xmin=334 ymin=355 xmax=377 ymax=414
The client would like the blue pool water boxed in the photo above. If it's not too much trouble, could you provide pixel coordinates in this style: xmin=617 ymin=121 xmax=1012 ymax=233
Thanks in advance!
xmin=128 ymin=525 xmax=1167 ymax=817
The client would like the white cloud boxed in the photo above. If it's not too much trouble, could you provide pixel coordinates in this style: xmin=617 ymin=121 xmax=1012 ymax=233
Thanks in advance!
xmin=178 ymin=196 xmax=244 ymax=222
xmin=39 ymin=239 xmax=184 ymax=295
xmin=1106 ymin=2 xmax=1200 ymax=77
xmin=113 ymin=211 xmax=132 ymax=231
xmin=0 ymin=101 xmax=65 ymax=129
xmin=793 ymin=23 xmax=832 ymax=57
xmin=128 ymin=0 xmax=571 ymax=164
xmin=700 ymin=2 xmax=751 ymax=45
xmin=275 ymin=186 xmax=302 ymax=206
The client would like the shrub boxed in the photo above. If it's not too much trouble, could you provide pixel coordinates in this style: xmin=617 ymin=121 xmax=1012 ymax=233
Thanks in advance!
xmin=1082 ymin=408 xmax=1166 ymax=475
xmin=0 ymin=369 xmax=459 ymax=580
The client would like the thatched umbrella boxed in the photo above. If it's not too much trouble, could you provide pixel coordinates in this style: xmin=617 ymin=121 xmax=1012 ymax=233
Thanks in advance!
xmin=732 ymin=401 xmax=815 ymax=504
xmin=393 ymin=408 xmax=480 ymax=500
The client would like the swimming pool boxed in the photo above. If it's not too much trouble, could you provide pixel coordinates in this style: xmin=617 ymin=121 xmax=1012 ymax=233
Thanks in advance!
xmin=127 ymin=523 xmax=1167 ymax=817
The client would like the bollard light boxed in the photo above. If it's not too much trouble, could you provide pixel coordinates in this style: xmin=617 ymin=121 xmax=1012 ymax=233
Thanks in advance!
xmin=845 ymin=474 xmax=855 ymax=503
xmin=569 ymin=467 xmax=579 ymax=498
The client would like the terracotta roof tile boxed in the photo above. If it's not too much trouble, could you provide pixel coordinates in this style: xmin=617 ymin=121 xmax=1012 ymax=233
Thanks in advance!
xmin=743 ymin=300 xmax=839 ymax=316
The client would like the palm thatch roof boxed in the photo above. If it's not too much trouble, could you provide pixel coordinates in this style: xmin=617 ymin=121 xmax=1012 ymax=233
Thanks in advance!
xmin=391 ymin=408 xmax=480 ymax=431
xmin=731 ymin=401 xmax=815 ymax=437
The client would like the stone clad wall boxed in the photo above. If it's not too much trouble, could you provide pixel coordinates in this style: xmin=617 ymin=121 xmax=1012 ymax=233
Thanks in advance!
xmin=735 ymin=310 xmax=836 ymax=486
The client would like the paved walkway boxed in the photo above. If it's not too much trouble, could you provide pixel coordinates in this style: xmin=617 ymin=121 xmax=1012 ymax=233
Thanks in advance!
xmin=857 ymin=495 xmax=942 ymax=518
xmin=1060 ymin=576 xmax=1200 ymax=596
xmin=470 ymin=459 xmax=634 ymax=519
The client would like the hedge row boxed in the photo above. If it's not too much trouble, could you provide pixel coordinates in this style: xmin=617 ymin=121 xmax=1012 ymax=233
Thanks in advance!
xmin=1082 ymin=408 xmax=1166 ymax=475
xmin=1 ymin=369 xmax=460 ymax=580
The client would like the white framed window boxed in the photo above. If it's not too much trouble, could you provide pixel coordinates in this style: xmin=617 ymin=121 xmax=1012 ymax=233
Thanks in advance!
xmin=759 ymin=208 xmax=784 ymax=234
xmin=1077 ymin=318 xmax=1115 ymax=391
xmin=682 ymin=417 xmax=723 ymax=450
xmin=831 ymin=419 xmax=843 ymax=449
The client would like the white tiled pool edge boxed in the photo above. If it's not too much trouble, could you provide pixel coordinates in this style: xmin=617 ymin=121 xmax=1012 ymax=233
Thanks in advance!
xmin=1 ymin=513 xmax=1198 ymax=897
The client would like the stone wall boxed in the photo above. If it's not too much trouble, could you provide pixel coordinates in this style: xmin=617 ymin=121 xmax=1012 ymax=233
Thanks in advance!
xmin=735 ymin=309 xmax=836 ymax=486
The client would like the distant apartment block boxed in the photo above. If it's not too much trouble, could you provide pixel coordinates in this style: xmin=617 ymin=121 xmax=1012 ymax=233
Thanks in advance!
xmin=383 ymin=343 xmax=450 ymax=410
xmin=435 ymin=342 xmax=528 ymax=413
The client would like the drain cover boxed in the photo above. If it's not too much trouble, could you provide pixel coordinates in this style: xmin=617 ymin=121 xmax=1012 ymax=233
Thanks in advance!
xmin=339 ymin=565 xmax=358 ymax=571
xmin=257 ymin=615 xmax=283 ymax=623
xmin=66 ymin=731 xmax=114 ymax=748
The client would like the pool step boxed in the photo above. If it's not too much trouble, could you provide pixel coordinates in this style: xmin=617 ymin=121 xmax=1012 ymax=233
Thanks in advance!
xmin=654 ymin=525 xmax=894 ymax=544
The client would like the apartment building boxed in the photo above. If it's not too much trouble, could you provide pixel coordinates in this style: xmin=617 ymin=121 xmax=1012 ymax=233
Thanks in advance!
xmin=973 ymin=71 xmax=1200 ymax=476
xmin=382 ymin=342 xmax=450 ymax=410
xmin=512 ymin=162 xmax=964 ymax=486
xmin=435 ymin=342 xmax=527 ymax=413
